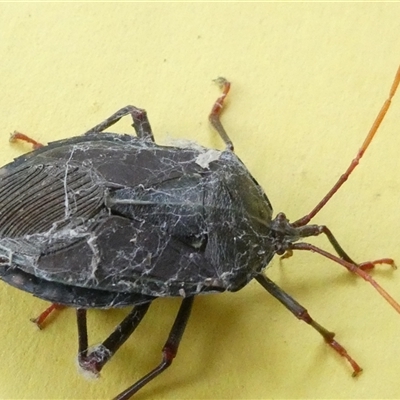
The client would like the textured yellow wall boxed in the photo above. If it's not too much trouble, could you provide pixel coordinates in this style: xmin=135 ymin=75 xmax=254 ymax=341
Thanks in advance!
xmin=0 ymin=3 xmax=400 ymax=399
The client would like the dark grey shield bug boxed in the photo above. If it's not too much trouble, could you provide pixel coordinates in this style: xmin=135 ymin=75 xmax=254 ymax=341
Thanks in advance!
xmin=1 ymin=67 xmax=400 ymax=400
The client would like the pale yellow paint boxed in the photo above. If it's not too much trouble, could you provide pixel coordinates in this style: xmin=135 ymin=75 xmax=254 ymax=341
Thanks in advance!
xmin=0 ymin=3 xmax=400 ymax=400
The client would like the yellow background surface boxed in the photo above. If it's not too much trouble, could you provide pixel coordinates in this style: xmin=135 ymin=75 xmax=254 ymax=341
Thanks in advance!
xmin=0 ymin=3 xmax=400 ymax=399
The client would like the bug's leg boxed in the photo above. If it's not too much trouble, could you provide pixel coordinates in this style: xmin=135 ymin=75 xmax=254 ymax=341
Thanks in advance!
xmin=290 ymin=242 xmax=400 ymax=315
xmin=288 ymin=222 xmax=396 ymax=271
xmin=114 ymin=297 xmax=194 ymax=400
xmin=9 ymin=131 xmax=44 ymax=149
xmin=256 ymin=274 xmax=363 ymax=376
xmin=84 ymin=105 xmax=154 ymax=141
xmin=209 ymin=77 xmax=234 ymax=151
xmin=30 ymin=303 xmax=66 ymax=329
xmin=316 ymin=225 xmax=396 ymax=271
xmin=77 ymin=302 xmax=152 ymax=375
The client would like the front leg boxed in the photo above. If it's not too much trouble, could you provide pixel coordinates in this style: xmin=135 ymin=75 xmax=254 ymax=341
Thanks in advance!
xmin=289 ymin=222 xmax=396 ymax=271
xmin=10 ymin=131 xmax=44 ymax=149
xmin=84 ymin=105 xmax=154 ymax=142
xmin=256 ymin=274 xmax=362 ymax=376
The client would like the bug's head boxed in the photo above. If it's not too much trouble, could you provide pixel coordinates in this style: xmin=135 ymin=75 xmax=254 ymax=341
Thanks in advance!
xmin=269 ymin=212 xmax=325 ymax=257
xmin=269 ymin=212 xmax=301 ymax=255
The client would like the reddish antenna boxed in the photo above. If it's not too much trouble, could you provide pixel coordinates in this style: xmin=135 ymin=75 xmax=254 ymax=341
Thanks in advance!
xmin=292 ymin=65 xmax=400 ymax=228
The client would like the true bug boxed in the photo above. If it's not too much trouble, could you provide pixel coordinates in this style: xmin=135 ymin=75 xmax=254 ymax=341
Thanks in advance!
xmin=0 ymin=67 xmax=400 ymax=400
